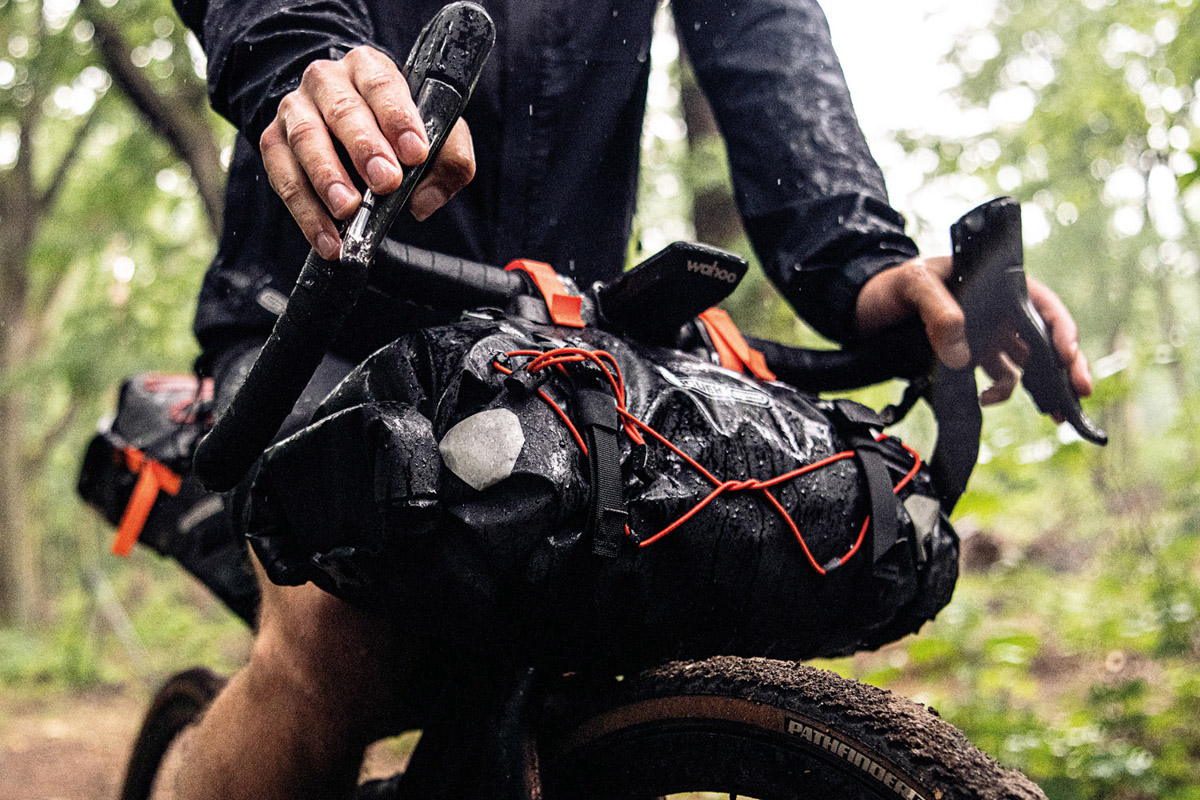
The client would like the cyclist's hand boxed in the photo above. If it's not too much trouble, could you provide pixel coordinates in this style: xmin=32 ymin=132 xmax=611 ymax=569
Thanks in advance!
xmin=259 ymin=45 xmax=477 ymax=260
xmin=854 ymin=255 xmax=1093 ymax=406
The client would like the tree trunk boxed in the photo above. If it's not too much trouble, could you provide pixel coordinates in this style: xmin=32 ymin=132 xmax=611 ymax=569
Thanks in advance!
xmin=82 ymin=0 xmax=225 ymax=236
xmin=0 ymin=288 xmax=37 ymax=626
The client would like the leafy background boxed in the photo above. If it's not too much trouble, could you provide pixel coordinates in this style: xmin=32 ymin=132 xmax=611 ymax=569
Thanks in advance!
xmin=2 ymin=0 xmax=1200 ymax=796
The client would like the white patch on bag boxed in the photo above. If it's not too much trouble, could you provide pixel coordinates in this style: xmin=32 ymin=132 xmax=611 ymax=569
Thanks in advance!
xmin=903 ymin=494 xmax=942 ymax=543
xmin=439 ymin=408 xmax=526 ymax=491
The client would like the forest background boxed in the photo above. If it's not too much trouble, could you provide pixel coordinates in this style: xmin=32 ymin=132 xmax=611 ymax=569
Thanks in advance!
xmin=1 ymin=0 xmax=1199 ymax=797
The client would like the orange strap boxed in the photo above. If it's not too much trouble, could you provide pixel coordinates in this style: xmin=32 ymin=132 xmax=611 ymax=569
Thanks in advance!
xmin=697 ymin=308 xmax=776 ymax=381
xmin=112 ymin=447 xmax=183 ymax=557
xmin=505 ymin=259 xmax=585 ymax=328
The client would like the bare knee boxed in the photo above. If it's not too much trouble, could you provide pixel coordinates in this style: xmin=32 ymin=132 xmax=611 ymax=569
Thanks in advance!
xmin=250 ymin=568 xmax=406 ymax=742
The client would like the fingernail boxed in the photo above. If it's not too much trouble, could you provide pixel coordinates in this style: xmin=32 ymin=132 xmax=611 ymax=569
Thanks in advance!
xmin=366 ymin=156 xmax=398 ymax=189
xmin=328 ymin=183 xmax=356 ymax=216
xmin=397 ymin=131 xmax=427 ymax=165
xmin=316 ymin=232 xmax=340 ymax=260
xmin=410 ymin=186 xmax=447 ymax=221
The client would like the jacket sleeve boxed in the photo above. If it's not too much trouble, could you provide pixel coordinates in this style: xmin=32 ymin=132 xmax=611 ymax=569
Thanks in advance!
xmin=674 ymin=0 xmax=919 ymax=343
xmin=172 ymin=0 xmax=377 ymax=147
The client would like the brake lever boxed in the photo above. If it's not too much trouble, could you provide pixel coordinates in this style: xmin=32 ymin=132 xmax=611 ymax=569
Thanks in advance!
xmin=949 ymin=197 xmax=1107 ymax=445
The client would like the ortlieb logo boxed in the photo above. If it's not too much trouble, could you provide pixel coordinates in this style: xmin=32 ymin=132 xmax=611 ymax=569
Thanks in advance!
xmin=656 ymin=366 xmax=771 ymax=408
xmin=686 ymin=259 xmax=739 ymax=283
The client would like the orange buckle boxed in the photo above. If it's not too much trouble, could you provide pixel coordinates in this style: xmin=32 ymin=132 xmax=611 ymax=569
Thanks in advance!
xmin=505 ymin=259 xmax=585 ymax=328
xmin=111 ymin=447 xmax=183 ymax=557
xmin=697 ymin=308 xmax=776 ymax=381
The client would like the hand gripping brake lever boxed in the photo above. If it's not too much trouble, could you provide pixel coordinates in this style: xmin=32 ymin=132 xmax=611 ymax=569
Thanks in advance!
xmin=949 ymin=197 xmax=1107 ymax=446
xmin=193 ymin=2 xmax=495 ymax=492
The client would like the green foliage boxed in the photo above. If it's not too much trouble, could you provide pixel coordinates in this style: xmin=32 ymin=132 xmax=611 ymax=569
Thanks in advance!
xmin=0 ymin=544 xmax=249 ymax=687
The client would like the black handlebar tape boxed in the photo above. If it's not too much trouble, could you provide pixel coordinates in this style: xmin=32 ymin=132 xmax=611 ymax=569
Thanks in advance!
xmin=747 ymin=327 xmax=932 ymax=392
xmin=950 ymin=198 xmax=1106 ymax=445
xmin=192 ymin=251 xmax=366 ymax=491
xmin=372 ymin=240 xmax=525 ymax=308
xmin=192 ymin=3 xmax=496 ymax=493
xmin=926 ymin=364 xmax=982 ymax=513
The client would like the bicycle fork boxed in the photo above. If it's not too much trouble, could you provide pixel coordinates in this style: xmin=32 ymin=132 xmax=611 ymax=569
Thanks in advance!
xmin=357 ymin=665 xmax=544 ymax=800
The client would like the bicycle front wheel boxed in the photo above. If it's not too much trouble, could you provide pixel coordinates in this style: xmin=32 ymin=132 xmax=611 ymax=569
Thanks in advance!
xmin=541 ymin=656 xmax=1045 ymax=800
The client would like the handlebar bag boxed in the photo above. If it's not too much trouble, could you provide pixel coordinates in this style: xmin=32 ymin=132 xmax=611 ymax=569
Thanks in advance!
xmin=246 ymin=317 xmax=959 ymax=668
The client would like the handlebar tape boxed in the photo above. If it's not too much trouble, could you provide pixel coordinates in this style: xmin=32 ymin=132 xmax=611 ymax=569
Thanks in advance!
xmin=746 ymin=327 xmax=932 ymax=393
xmin=193 ymin=2 xmax=496 ymax=492
xmin=373 ymin=241 xmax=525 ymax=309
xmin=193 ymin=251 xmax=365 ymax=492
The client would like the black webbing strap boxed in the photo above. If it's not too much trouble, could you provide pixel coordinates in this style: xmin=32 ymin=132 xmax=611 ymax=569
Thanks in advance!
xmin=854 ymin=441 xmax=901 ymax=566
xmin=828 ymin=400 xmax=902 ymax=571
xmin=574 ymin=389 xmax=628 ymax=558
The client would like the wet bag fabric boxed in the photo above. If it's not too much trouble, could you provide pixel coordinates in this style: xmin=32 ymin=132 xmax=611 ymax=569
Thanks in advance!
xmin=247 ymin=317 xmax=958 ymax=668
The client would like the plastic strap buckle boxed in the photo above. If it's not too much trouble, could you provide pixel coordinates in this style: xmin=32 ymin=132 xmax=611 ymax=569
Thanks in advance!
xmin=505 ymin=259 xmax=585 ymax=328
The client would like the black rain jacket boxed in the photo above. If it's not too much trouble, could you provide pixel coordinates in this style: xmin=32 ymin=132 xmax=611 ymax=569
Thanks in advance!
xmin=175 ymin=0 xmax=919 ymax=362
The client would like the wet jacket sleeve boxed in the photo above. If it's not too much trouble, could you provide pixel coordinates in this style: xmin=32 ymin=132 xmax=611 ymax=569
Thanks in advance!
xmin=674 ymin=0 xmax=919 ymax=343
xmin=171 ymin=0 xmax=377 ymax=147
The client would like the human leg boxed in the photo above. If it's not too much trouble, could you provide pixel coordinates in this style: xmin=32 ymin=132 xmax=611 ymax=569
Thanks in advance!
xmin=175 ymin=556 xmax=407 ymax=800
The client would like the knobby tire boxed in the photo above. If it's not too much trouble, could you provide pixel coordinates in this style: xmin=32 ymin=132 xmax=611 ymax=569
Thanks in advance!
xmin=117 ymin=657 xmax=1047 ymax=800
xmin=540 ymin=656 xmax=1046 ymax=800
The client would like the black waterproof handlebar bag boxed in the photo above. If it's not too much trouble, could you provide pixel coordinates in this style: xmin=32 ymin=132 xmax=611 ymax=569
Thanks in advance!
xmin=245 ymin=316 xmax=958 ymax=668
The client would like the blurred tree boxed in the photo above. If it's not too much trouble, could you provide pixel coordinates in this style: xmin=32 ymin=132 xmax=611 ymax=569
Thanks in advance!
xmin=0 ymin=0 xmax=224 ymax=624
xmin=899 ymin=0 xmax=1200 ymax=493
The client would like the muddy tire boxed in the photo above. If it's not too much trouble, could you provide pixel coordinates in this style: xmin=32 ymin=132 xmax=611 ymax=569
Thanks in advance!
xmin=541 ymin=656 xmax=1045 ymax=800
xmin=120 ymin=668 xmax=226 ymax=800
